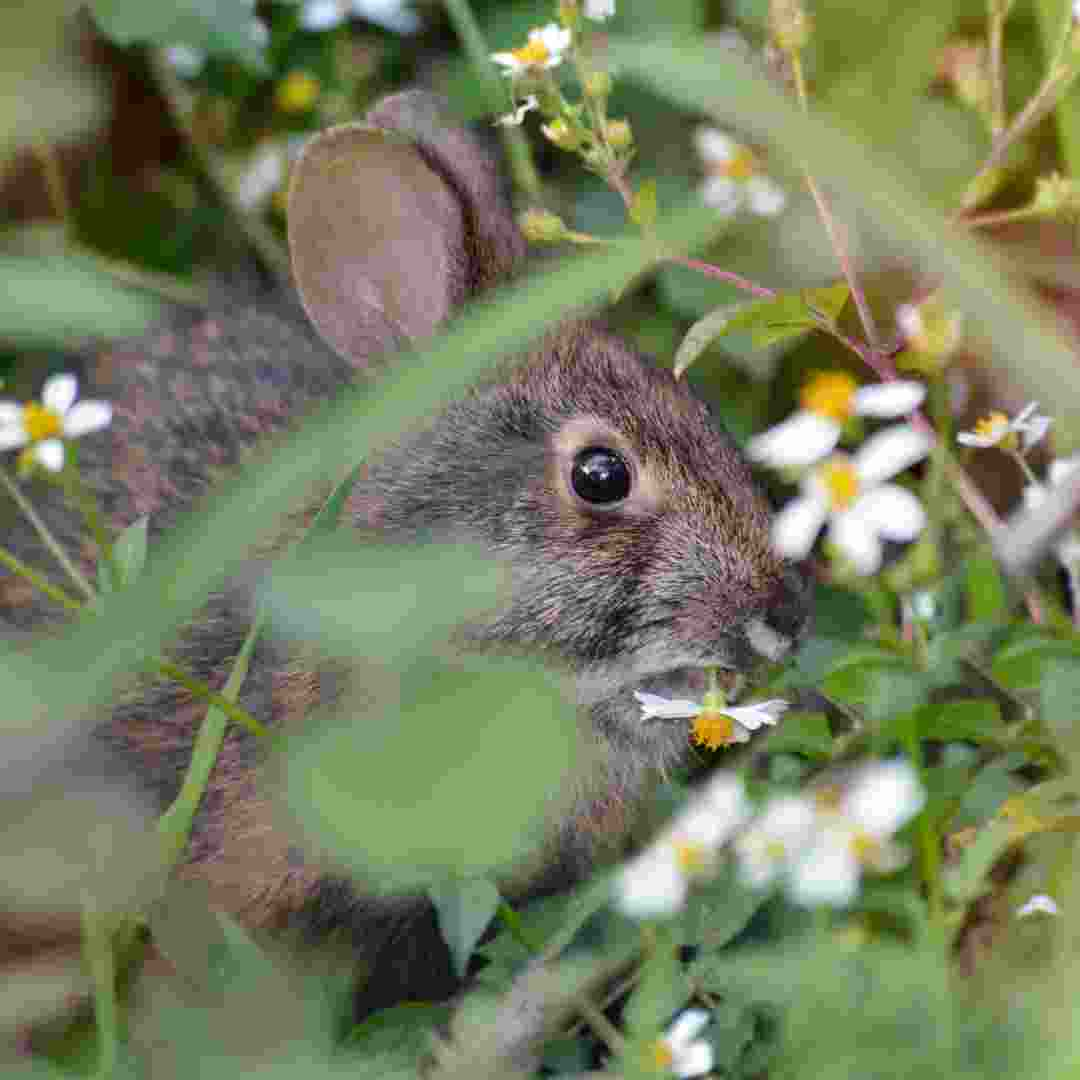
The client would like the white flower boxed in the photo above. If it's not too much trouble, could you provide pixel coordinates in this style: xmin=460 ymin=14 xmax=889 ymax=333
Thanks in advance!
xmin=734 ymin=795 xmax=817 ymax=892
xmin=634 ymin=691 xmax=788 ymax=749
xmin=235 ymin=142 xmax=287 ymax=211
xmin=653 ymin=1009 xmax=714 ymax=1078
xmin=491 ymin=24 xmax=571 ymax=76
xmin=694 ymin=127 xmax=786 ymax=219
xmin=1017 ymin=893 xmax=1059 ymax=918
xmin=770 ymin=424 xmax=932 ymax=575
xmin=163 ymin=44 xmax=206 ymax=78
xmin=299 ymin=0 xmax=420 ymax=34
xmin=615 ymin=775 xmax=749 ymax=919
xmin=1022 ymin=453 xmax=1080 ymax=567
xmin=495 ymin=95 xmax=538 ymax=126
xmin=0 ymin=375 xmax=112 ymax=473
xmin=956 ymin=401 xmax=1050 ymax=452
xmin=787 ymin=761 xmax=924 ymax=907
xmin=736 ymin=760 xmax=925 ymax=908
xmin=585 ymin=0 xmax=616 ymax=19
xmin=748 ymin=372 xmax=926 ymax=469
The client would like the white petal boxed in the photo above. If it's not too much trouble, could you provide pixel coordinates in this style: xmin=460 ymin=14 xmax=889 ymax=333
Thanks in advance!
xmin=34 ymin=439 xmax=65 ymax=472
xmin=666 ymin=1008 xmax=711 ymax=1049
xmin=853 ymin=380 xmax=925 ymax=419
xmin=1022 ymin=483 xmax=1047 ymax=510
xmin=672 ymin=1040 xmax=714 ymax=1077
xmin=495 ymin=97 xmax=538 ymax=126
xmin=1049 ymin=454 xmax=1080 ymax=487
xmin=584 ymin=0 xmax=616 ymax=19
xmin=829 ymin=512 xmax=883 ymax=575
xmin=634 ymin=691 xmax=701 ymax=720
xmin=1014 ymin=401 xmax=1040 ymax=425
xmin=694 ymin=127 xmax=736 ymax=165
xmin=1020 ymin=414 xmax=1052 ymax=450
xmin=536 ymin=23 xmax=571 ymax=56
xmin=844 ymin=760 xmax=925 ymax=836
xmin=614 ymin=849 xmax=687 ymax=919
xmin=895 ymin=303 xmax=923 ymax=341
xmin=0 ymin=402 xmax=22 ymax=426
xmin=700 ymin=176 xmax=740 ymax=215
xmin=789 ymin=836 xmax=860 ymax=907
xmin=490 ymin=51 xmax=521 ymax=72
xmin=854 ymin=424 xmax=932 ymax=485
xmin=700 ymin=775 xmax=751 ymax=829
xmin=849 ymin=485 xmax=926 ymax=542
xmin=727 ymin=700 xmax=788 ymax=731
xmin=63 ymin=400 xmax=112 ymax=438
xmin=300 ymin=0 xmax=346 ymax=30
xmin=0 ymin=418 xmax=28 ymax=450
xmin=771 ymin=493 xmax=829 ymax=561
xmin=956 ymin=431 xmax=999 ymax=448
xmin=747 ymin=411 xmax=841 ymax=468
xmin=41 ymin=374 xmax=77 ymax=416
xmin=745 ymin=175 xmax=786 ymax=218
xmin=1017 ymin=893 xmax=1059 ymax=918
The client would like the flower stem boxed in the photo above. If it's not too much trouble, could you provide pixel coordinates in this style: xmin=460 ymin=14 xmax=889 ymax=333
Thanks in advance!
xmin=82 ymin=903 xmax=119 ymax=1079
xmin=988 ymin=1 xmax=1009 ymax=138
xmin=0 ymin=467 xmax=96 ymax=601
xmin=666 ymin=255 xmax=777 ymax=299
xmin=0 ymin=544 xmax=82 ymax=611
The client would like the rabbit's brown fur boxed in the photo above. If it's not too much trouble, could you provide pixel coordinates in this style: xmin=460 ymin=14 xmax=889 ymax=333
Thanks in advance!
xmin=0 ymin=91 xmax=809 ymax=1034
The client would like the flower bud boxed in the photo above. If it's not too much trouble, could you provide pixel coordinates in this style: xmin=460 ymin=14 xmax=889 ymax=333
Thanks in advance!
xmin=604 ymin=118 xmax=633 ymax=150
xmin=541 ymin=118 xmax=582 ymax=151
xmin=769 ymin=0 xmax=812 ymax=52
xmin=518 ymin=208 xmax=570 ymax=244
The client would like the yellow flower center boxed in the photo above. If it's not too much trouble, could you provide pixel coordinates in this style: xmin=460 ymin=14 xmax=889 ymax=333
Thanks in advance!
xmin=819 ymin=456 xmax=860 ymax=511
xmin=850 ymin=831 xmax=879 ymax=863
xmin=972 ymin=411 xmax=1017 ymax=450
xmin=23 ymin=403 xmax=62 ymax=443
xmin=511 ymin=38 xmax=551 ymax=65
xmin=275 ymin=70 xmax=321 ymax=113
xmin=691 ymin=709 xmax=736 ymax=750
xmin=800 ymin=371 xmax=858 ymax=423
xmin=718 ymin=146 xmax=757 ymax=180
xmin=673 ymin=840 xmax=707 ymax=875
xmin=648 ymin=1040 xmax=675 ymax=1071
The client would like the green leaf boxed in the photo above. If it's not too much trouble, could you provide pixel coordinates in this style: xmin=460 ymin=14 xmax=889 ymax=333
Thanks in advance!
xmin=346 ymin=1002 xmax=453 ymax=1062
xmin=0 ymin=255 xmax=163 ymax=347
xmin=924 ymin=622 xmax=1003 ymax=688
xmin=991 ymin=636 xmax=1080 ymax=689
xmin=427 ymin=877 xmax=501 ymax=978
xmin=964 ymin=550 xmax=1009 ymax=621
xmin=912 ymin=698 xmax=1002 ymax=743
xmin=279 ymin=655 xmax=582 ymax=889
xmin=943 ymin=819 xmax=1015 ymax=904
xmin=629 ymin=179 xmax=658 ymax=227
xmin=823 ymin=649 xmax=928 ymax=723
xmin=88 ymin=0 xmax=268 ymax=69
xmin=111 ymin=516 xmax=149 ymax=589
xmin=679 ymin=866 xmax=770 ymax=950
xmin=1040 ymin=659 xmax=1080 ymax=743
xmin=812 ymin=584 xmax=874 ymax=639
xmin=802 ymin=281 xmax=851 ymax=323
xmin=759 ymin=710 xmax=834 ymax=759
xmin=304 ymin=465 xmax=365 ymax=546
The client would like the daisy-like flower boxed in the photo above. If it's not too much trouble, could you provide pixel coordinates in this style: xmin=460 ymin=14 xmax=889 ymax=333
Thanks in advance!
xmin=956 ymin=401 xmax=1051 ymax=452
xmin=634 ymin=691 xmax=788 ymax=749
xmin=0 ymin=375 xmax=112 ymax=473
xmin=585 ymin=0 xmax=616 ymax=19
xmin=614 ymin=775 xmax=749 ymax=919
xmin=495 ymin=95 xmax=538 ymax=127
xmin=694 ymin=127 xmax=786 ymax=219
xmin=734 ymin=794 xmax=818 ymax=892
xmin=646 ymin=1009 xmax=714 ymax=1078
xmin=491 ymin=24 xmax=571 ymax=76
xmin=1021 ymin=453 xmax=1080 ymax=567
xmin=299 ymin=0 xmax=420 ymax=34
xmin=1017 ymin=893 xmax=1059 ymax=918
xmin=770 ymin=424 xmax=932 ymax=575
xmin=747 ymin=371 xmax=926 ymax=469
xmin=786 ymin=760 xmax=925 ymax=907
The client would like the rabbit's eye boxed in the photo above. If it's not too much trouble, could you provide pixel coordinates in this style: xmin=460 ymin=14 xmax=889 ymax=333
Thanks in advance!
xmin=571 ymin=447 xmax=631 ymax=504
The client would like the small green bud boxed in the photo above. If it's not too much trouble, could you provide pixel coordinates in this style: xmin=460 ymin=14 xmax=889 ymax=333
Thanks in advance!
xmin=518 ymin=208 xmax=570 ymax=245
xmin=584 ymin=70 xmax=613 ymax=98
xmin=769 ymin=0 xmax=812 ymax=52
xmin=541 ymin=118 xmax=582 ymax=151
xmin=604 ymin=118 xmax=633 ymax=150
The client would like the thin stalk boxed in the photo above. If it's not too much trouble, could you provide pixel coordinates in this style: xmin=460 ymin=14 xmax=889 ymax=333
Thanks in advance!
xmin=496 ymin=900 xmax=627 ymax=1055
xmin=157 ymin=609 xmax=267 ymax=869
xmin=32 ymin=140 xmax=72 ymax=222
xmin=153 ymin=657 xmax=267 ymax=737
xmin=988 ymin=2 xmax=1008 ymax=138
xmin=666 ymin=255 xmax=777 ymax=299
xmin=0 ymin=468 xmax=96 ymax=601
xmin=1035 ymin=0 xmax=1080 ymax=177
xmin=442 ymin=0 xmax=543 ymax=201
xmin=0 ymin=544 xmax=81 ymax=611
xmin=82 ymin=905 xmax=119 ymax=1079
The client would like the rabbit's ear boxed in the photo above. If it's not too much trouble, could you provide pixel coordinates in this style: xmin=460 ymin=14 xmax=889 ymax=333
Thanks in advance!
xmin=288 ymin=91 xmax=524 ymax=366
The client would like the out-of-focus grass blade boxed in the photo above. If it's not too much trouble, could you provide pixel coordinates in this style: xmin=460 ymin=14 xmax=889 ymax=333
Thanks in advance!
xmin=0 ymin=199 xmax=716 ymax=787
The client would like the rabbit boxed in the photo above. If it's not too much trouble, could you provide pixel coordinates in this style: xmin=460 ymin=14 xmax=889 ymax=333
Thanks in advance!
xmin=0 ymin=90 xmax=810 ymax=1042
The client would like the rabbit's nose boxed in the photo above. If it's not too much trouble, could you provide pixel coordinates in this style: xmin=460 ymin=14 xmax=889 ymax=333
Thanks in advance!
xmin=744 ymin=566 xmax=812 ymax=662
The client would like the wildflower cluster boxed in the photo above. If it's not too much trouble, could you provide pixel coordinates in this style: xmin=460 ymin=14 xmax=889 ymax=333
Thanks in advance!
xmin=615 ymin=760 xmax=925 ymax=919
xmin=489 ymin=6 xmax=633 ymax=190
xmin=748 ymin=370 xmax=931 ymax=575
